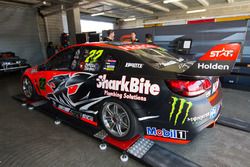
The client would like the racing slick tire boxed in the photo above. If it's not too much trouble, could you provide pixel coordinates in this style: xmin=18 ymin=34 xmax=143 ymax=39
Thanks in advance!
xmin=22 ymin=76 xmax=39 ymax=99
xmin=100 ymin=99 xmax=139 ymax=141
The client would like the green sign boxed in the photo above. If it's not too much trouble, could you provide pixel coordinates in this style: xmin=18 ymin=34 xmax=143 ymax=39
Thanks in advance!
xmin=169 ymin=97 xmax=193 ymax=126
xmin=39 ymin=78 xmax=46 ymax=90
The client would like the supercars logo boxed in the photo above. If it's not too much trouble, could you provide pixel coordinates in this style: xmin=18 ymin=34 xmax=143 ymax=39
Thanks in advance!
xmin=169 ymin=97 xmax=192 ymax=126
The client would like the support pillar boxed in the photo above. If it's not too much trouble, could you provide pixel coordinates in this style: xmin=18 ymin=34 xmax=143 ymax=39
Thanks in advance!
xmin=66 ymin=7 xmax=81 ymax=44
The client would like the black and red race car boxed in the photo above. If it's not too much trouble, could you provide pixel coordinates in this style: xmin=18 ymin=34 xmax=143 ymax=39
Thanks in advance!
xmin=21 ymin=42 xmax=241 ymax=144
xmin=0 ymin=52 xmax=30 ymax=73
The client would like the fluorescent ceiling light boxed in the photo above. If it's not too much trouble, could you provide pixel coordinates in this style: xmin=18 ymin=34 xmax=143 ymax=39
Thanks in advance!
xmin=123 ymin=17 xmax=136 ymax=21
xmin=91 ymin=12 xmax=105 ymax=16
xmin=186 ymin=9 xmax=207 ymax=14
xmin=163 ymin=0 xmax=181 ymax=4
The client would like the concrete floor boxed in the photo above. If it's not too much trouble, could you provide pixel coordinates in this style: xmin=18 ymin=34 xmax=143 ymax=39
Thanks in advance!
xmin=0 ymin=73 xmax=249 ymax=167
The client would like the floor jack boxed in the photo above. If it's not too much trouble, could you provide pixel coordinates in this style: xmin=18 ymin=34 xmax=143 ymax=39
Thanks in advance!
xmin=13 ymin=94 xmax=201 ymax=167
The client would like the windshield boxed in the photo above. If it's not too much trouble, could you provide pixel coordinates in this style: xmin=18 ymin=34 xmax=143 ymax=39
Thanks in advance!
xmin=129 ymin=47 xmax=194 ymax=72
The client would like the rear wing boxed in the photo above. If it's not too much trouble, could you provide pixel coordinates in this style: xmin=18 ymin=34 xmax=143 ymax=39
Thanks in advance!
xmin=182 ymin=43 xmax=241 ymax=76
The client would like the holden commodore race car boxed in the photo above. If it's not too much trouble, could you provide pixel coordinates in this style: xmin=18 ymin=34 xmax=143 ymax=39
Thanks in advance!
xmin=21 ymin=42 xmax=241 ymax=144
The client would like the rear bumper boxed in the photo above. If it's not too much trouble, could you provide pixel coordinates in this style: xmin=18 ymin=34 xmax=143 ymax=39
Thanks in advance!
xmin=140 ymin=90 xmax=223 ymax=144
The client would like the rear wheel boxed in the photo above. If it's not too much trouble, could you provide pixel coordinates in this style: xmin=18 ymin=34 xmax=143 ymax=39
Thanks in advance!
xmin=22 ymin=76 xmax=38 ymax=99
xmin=100 ymin=99 xmax=139 ymax=140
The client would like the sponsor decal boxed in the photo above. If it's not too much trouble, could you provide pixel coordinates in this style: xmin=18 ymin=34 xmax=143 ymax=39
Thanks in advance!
xmin=97 ymin=74 xmax=160 ymax=101
xmin=97 ymin=74 xmax=160 ymax=96
xmin=125 ymin=63 xmax=144 ymax=68
xmin=39 ymin=78 xmax=46 ymax=90
xmin=206 ymin=91 xmax=211 ymax=97
xmin=104 ymin=90 xmax=147 ymax=101
xmin=197 ymin=63 xmax=229 ymax=70
xmin=199 ymin=43 xmax=240 ymax=61
xmin=79 ymin=61 xmax=85 ymax=70
xmin=169 ymin=97 xmax=192 ymax=126
xmin=118 ymin=44 xmax=158 ymax=51
xmin=58 ymin=104 xmax=70 ymax=112
xmin=187 ymin=112 xmax=209 ymax=123
xmin=178 ymin=63 xmax=191 ymax=71
xmin=31 ymin=68 xmax=37 ymax=74
xmin=84 ymin=63 xmax=99 ymax=72
xmin=81 ymin=113 xmax=94 ymax=121
xmin=210 ymin=105 xmax=219 ymax=119
xmin=146 ymin=127 xmax=187 ymax=140
xmin=103 ymin=60 xmax=116 ymax=71
xmin=85 ymin=49 xmax=104 ymax=63
xmin=159 ymin=61 xmax=177 ymax=67
xmin=210 ymin=48 xmax=234 ymax=58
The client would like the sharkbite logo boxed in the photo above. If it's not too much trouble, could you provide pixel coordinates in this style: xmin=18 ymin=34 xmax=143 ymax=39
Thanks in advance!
xmin=146 ymin=127 xmax=187 ymax=140
xmin=96 ymin=74 xmax=160 ymax=96
xmin=169 ymin=97 xmax=193 ymax=126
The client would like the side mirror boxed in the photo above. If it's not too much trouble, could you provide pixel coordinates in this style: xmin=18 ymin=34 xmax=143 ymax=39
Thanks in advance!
xmin=37 ymin=64 xmax=46 ymax=71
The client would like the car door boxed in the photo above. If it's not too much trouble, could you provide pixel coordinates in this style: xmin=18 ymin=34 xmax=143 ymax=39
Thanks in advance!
xmin=37 ymin=47 xmax=77 ymax=98
xmin=46 ymin=46 xmax=107 ymax=123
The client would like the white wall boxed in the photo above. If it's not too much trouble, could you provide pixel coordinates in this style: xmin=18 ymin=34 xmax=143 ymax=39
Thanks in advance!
xmin=0 ymin=4 xmax=45 ymax=65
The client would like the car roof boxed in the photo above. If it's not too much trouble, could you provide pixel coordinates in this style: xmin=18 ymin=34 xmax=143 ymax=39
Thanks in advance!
xmin=67 ymin=42 xmax=159 ymax=51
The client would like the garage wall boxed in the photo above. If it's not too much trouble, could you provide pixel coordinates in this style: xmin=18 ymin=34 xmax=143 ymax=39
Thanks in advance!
xmin=45 ymin=13 xmax=63 ymax=46
xmin=0 ymin=5 xmax=45 ymax=65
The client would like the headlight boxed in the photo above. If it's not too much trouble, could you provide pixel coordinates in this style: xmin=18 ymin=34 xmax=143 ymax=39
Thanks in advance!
xmin=2 ymin=62 xmax=11 ymax=65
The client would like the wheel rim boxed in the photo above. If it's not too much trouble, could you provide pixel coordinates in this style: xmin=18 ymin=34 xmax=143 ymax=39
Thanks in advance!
xmin=102 ymin=102 xmax=130 ymax=138
xmin=22 ymin=78 xmax=33 ymax=98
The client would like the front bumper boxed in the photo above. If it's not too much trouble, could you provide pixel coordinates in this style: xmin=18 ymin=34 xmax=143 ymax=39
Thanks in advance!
xmin=0 ymin=65 xmax=29 ymax=72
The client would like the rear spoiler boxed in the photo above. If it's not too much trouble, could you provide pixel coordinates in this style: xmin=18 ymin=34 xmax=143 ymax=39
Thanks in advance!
xmin=182 ymin=43 xmax=241 ymax=76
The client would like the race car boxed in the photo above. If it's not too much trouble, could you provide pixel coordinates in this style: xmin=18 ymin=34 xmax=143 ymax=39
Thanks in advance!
xmin=21 ymin=42 xmax=241 ymax=144
xmin=0 ymin=52 xmax=30 ymax=72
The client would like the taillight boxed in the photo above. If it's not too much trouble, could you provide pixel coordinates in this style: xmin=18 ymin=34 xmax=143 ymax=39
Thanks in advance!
xmin=166 ymin=79 xmax=211 ymax=97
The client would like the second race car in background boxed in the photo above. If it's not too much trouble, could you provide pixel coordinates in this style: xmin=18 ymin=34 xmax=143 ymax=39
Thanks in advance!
xmin=0 ymin=52 xmax=30 ymax=73
xmin=21 ymin=42 xmax=241 ymax=144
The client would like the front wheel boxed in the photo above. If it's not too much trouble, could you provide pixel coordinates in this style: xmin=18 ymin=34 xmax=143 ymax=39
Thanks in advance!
xmin=100 ymin=100 xmax=139 ymax=140
xmin=22 ymin=76 xmax=38 ymax=99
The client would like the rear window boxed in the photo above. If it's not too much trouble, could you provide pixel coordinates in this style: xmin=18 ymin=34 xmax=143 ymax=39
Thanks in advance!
xmin=128 ymin=47 xmax=193 ymax=72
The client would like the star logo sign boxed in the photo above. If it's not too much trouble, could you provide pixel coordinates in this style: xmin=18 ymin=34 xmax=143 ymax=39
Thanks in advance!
xmin=210 ymin=48 xmax=234 ymax=58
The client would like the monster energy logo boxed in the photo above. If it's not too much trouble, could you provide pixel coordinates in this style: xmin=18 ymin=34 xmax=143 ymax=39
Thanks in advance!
xmin=169 ymin=97 xmax=193 ymax=126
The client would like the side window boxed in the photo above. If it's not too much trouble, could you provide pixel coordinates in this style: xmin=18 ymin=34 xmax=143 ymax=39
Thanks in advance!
xmin=74 ymin=47 xmax=105 ymax=73
xmin=102 ymin=50 xmax=120 ymax=72
xmin=46 ymin=48 xmax=75 ymax=71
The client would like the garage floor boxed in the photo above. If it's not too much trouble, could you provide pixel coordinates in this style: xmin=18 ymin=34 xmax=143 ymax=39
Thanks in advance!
xmin=0 ymin=73 xmax=249 ymax=167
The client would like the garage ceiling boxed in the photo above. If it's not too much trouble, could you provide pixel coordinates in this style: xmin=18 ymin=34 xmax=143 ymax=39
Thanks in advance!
xmin=1 ymin=0 xmax=250 ymax=19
